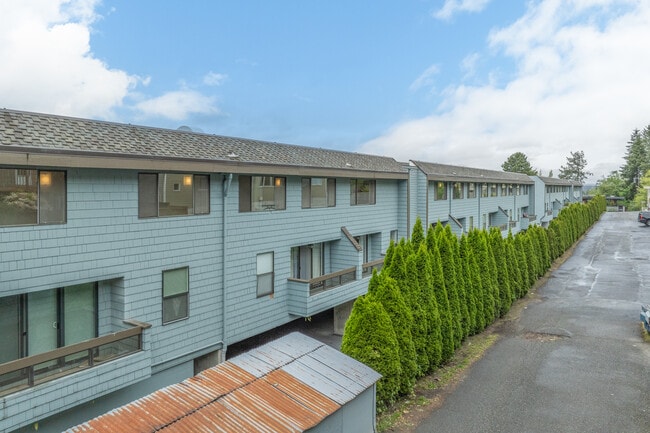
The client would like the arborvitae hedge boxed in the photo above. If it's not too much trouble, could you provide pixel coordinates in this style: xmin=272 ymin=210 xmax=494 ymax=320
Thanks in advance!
xmin=368 ymin=271 xmax=418 ymax=395
xmin=342 ymin=198 xmax=606 ymax=409
xmin=341 ymin=294 xmax=401 ymax=408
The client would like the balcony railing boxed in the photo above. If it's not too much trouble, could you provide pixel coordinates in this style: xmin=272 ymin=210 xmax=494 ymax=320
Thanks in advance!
xmin=288 ymin=267 xmax=357 ymax=296
xmin=362 ymin=258 xmax=384 ymax=278
xmin=0 ymin=321 xmax=150 ymax=397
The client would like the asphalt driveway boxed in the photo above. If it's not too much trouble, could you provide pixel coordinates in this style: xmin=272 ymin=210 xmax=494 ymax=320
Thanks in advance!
xmin=414 ymin=211 xmax=650 ymax=433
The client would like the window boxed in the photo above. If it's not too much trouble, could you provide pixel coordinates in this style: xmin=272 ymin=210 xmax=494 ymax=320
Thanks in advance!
xmin=481 ymin=183 xmax=488 ymax=198
xmin=452 ymin=182 xmax=464 ymax=199
xmin=0 ymin=168 xmax=66 ymax=226
xmin=302 ymin=178 xmax=336 ymax=208
xmin=139 ymin=173 xmax=209 ymax=218
xmin=257 ymin=252 xmax=274 ymax=297
xmin=390 ymin=230 xmax=399 ymax=244
xmin=291 ymin=244 xmax=324 ymax=280
xmin=350 ymin=179 xmax=376 ymax=205
xmin=0 ymin=283 xmax=97 ymax=363
xmin=468 ymin=182 xmax=476 ymax=199
xmin=490 ymin=183 xmax=498 ymax=197
xmin=162 ymin=267 xmax=189 ymax=324
xmin=239 ymin=176 xmax=286 ymax=212
xmin=434 ymin=181 xmax=447 ymax=200
xmin=507 ymin=184 xmax=513 ymax=196
xmin=469 ymin=216 xmax=474 ymax=230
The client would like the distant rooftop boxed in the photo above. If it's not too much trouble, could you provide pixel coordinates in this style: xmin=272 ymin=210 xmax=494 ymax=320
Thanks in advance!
xmin=411 ymin=160 xmax=534 ymax=184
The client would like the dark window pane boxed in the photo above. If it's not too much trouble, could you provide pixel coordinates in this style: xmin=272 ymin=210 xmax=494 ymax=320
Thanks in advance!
xmin=239 ymin=175 xmax=251 ymax=212
xmin=0 ymin=296 xmax=20 ymax=363
xmin=327 ymin=178 xmax=336 ymax=207
xmin=138 ymin=173 xmax=158 ymax=218
xmin=301 ymin=178 xmax=311 ymax=208
xmin=194 ymin=175 xmax=210 ymax=214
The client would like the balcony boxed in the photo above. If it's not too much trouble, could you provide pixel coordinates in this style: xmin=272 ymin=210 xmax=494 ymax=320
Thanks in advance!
xmin=287 ymin=263 xmax=377 ymax=317
xmin=0 ymin=320 xmax=150 ymax=397
xmin=362 ymin=258 xmax=384 ymax=278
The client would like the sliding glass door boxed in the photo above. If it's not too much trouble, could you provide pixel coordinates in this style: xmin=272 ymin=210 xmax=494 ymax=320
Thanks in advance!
xmin=0 ymin=283 xmax=97 ymax=365
xmin=27 ymin=290 xmax=59 ymax=356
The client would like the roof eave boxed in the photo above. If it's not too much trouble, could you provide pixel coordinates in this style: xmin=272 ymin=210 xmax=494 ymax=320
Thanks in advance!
xmin=0 ymin=147 xmax=408 ymax=179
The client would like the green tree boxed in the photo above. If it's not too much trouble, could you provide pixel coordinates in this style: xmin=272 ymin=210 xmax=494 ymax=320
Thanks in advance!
xmin=341 ymin=295 xmax=401 ymax=408
xmin=415 ymin=244 xmax=443 ymax=370
xmin=632 ymin=169 xmax=650 ymax=210
xmin=489 ymin=227 xmax=512 ymax=317
xmin=404 ymin=251 xmax=434 ymax=374
xmin=592 ymin=171 xmax=630 ymax=199
xmin=368 ymin=271 xmax=417 ymax=395
xmin=438 ymin=225 xmax=463 ymax=348
xmin=501 ymin=152 xmax=537 ymax=175
xmin=411 ymin=216 xmax=425 ymax=250
xmin=620 ymin=128 xmax=650 ymax=200
xmin=458 ymin=234 xmax=478 ymax=335
xmin=427 ymin=226 xmax=455 ymax=362
xmin=558 ymin=150 xmax=592 ymax=183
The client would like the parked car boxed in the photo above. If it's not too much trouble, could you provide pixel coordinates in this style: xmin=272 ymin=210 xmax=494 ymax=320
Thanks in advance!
xmin=638 ymin=211 xmax=650 ymax=226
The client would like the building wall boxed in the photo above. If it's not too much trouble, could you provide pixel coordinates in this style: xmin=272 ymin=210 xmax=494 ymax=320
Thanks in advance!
xmin=0 ymin=168 xmax=225 ymax=432
xmin=425 ymin=180 xmax=532 ymax=235
xmin=223 ymin=175 xmax=404 ymax=345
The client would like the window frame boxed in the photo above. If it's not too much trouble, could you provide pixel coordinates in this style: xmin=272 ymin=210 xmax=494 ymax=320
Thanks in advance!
xmin=239 ymin=175 xmax=286 ymax=212
xmin=467 ymin=182 xmax=476 ymax=199
xmin=490 ymin=183 xmax=498 ymax=197
xmin=302 ymin=177 xmax=336 ymax=209
xmin=350 ymin=179 xmax=376 ymax=206
xmin=434 ymin=181 xmax=447 ymax=200
xmin=0 ymin=168 xmax=66 ymax=227
xmin=162 ymin=267 xmax=189 ymax=325
xmin=138 ymin=173 xmax=210 ymax=219
xmin=256 ymin=252 xmax=275 ymax=297
xmin=452 ymin=182 xmax=464 ymax=200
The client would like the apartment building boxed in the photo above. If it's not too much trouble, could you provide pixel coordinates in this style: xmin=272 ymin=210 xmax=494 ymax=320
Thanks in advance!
xmin=409 ymin=161 xmax=536 ymax=235
xmin=0 ymin=109 xmax=407 ymax=432
xmin=0 ymin=109 xmax=583 ymax=432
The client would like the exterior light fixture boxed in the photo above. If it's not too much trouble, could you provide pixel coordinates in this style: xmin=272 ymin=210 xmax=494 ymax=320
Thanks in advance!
xmin=183 ymin=175 xmax=192 ymax=186
xmin=40 ymin=172 xmax=52 ymax=186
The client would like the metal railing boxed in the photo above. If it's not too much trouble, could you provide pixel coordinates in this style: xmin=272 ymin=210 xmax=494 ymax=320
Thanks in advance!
xmin=0 ymin=321 xmax=149 ymax=397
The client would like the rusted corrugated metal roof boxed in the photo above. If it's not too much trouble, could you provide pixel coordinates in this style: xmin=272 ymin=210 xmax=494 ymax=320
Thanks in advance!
xmin=65 ymin=333 xmax=380 ymax=433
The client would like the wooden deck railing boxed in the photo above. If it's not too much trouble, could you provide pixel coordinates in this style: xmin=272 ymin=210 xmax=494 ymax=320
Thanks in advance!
xmin=0 ymin=321 xmax=150 ymax=396
xmin=362 ymin=258 xmax=384 ymax=278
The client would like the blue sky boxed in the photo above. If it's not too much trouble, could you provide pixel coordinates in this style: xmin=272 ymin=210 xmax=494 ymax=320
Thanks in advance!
xmin=2 ymin=1 xmax=650 ymax=181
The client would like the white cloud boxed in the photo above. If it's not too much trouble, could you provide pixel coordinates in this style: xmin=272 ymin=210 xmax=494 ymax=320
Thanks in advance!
xmin=203 ymin=71 xmax=228 ymax=86
xmin=434 ymin=0 xmax=492 ymax=20
xmin=361 ymin=0 xmax=650 ymax=181
xmin=134 ymin=90 xmax=219 ymax=121
xmin=0 ymin=0 xmax=141 ymax=119
xmin=410 ymin=64 xmax=440 ymax=92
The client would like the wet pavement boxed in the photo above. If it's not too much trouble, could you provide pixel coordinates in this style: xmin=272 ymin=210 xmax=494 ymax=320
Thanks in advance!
xmin=414 ymin=212 xmax=650 ymax=433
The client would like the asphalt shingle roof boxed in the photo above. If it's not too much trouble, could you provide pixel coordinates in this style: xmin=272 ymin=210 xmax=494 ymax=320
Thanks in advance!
xmin=0 ymin=109 xmax=406 ymax=175
xmin=411 ymin=160 xmax=534 ymax=184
